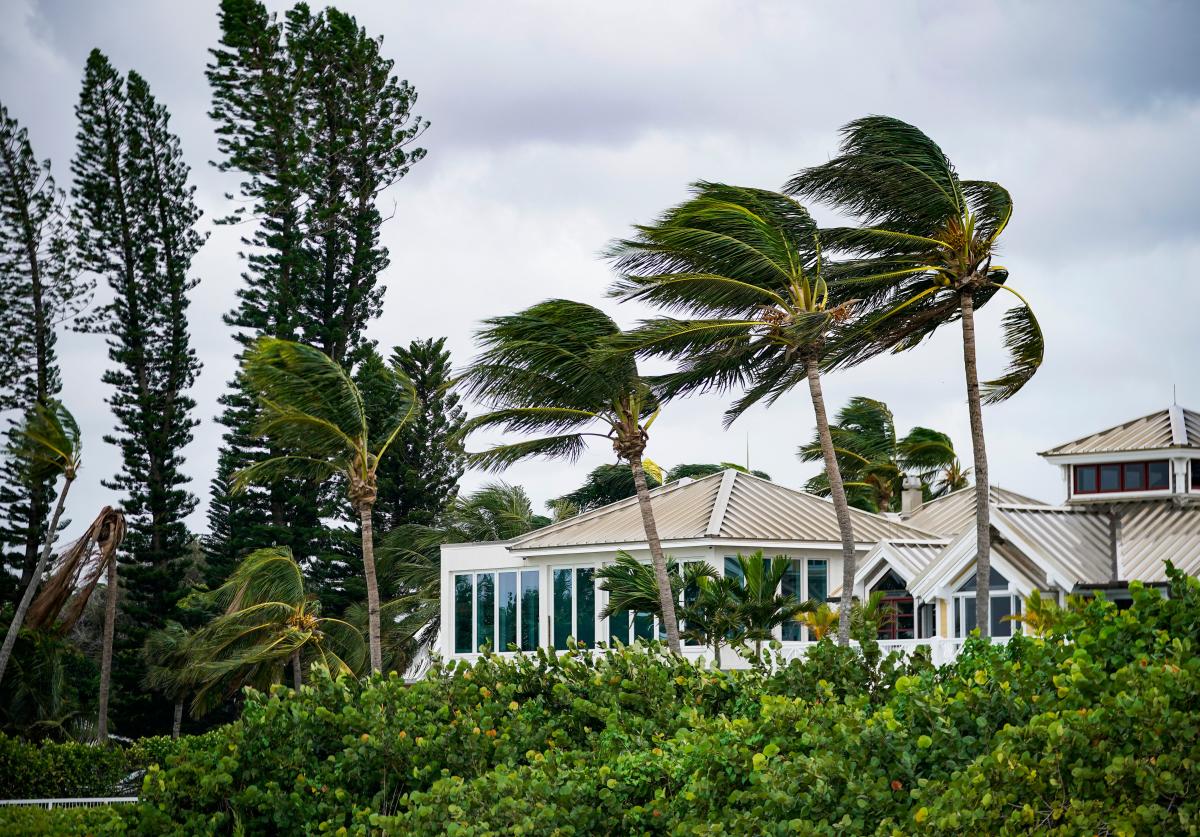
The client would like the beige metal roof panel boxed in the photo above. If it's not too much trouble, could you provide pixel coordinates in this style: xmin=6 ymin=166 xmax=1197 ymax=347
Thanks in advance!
xmin=1040 ymin=407 xmax=1200 ymax=456
xmin=860 ymin=539 xmax=949 ymax=584
xmin=904 ymin=485 xmax=1047 ymax=537
xmin=994 ymin=505 xmax=1113 ymax=586
xmin=510 ymin=473 xmax=722 ymax=549
xmin=715 ymin=472 xmax=937 ymax=542
xmin=1115 ymin=500 xmax=1200 ymax=582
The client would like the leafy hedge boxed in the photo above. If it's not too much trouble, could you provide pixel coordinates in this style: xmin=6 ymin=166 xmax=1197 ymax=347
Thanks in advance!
xmin=7 ymin=567 xmax=1200 ymax=835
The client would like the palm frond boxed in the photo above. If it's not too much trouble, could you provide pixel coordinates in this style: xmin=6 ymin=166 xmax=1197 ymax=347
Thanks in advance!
xmin=243 ymin=337 xmax=367 ymax=441
xmin=9 ymin=399 xmax=81 ymax=481
xmin=981 ymin=291 xmax=1044 ymax=404
xmin=467 ymin=433 xmax=590 ymax=472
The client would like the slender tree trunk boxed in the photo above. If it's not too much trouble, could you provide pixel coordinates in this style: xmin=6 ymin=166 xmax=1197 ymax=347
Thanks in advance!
xmin=711 ymin=641 xmax=722 ymax=670
xmin=292 ymin=649 xmax=303 ymax=691
xmin=172 ymin=700 xmax=183 ymax=739
xmin=628 ymin=456 xmax=681 ymax=653
xmin=0 ymin=474 xmax=72 ymax=686
xmin=97 ymin=556 xmax=118 ymax=743
xmin=805 ymin=356 xmax=858 ymax=647
xmin=959 ymin=290 xmax=991 ymax=637
xmin=359 ymin=501 xmax=383 ymax=672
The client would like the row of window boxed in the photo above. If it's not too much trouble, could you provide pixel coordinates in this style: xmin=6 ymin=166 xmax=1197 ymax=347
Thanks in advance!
xmin=1073 ymin=460 xmax=1169 ymax=494
xmin=453 ymin=557 xmax=829 ymax=654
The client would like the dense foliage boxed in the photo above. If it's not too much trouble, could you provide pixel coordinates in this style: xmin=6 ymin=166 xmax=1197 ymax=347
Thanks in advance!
xmin=6 ymin=565 xmax=1196 ymax=835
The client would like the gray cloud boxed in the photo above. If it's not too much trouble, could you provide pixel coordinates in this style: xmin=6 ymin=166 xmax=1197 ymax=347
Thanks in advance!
xmin=2 ymin=0 xmax=1197 ymax=536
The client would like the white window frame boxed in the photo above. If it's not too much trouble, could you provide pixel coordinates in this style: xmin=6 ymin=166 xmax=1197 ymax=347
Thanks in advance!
xmin=451 ymin=568 xmax=536 ymax=655
xmin=549 ymin=565 xmax=601 ymax=649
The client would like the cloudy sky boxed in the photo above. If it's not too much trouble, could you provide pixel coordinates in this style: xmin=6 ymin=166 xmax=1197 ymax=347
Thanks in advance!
xmin=2 ymin=0 xmax=1198 ymax=534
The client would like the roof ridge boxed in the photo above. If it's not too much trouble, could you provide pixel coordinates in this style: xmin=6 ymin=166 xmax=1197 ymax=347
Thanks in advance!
xmin=1039 ymin=406 xmax=1179 ymax=456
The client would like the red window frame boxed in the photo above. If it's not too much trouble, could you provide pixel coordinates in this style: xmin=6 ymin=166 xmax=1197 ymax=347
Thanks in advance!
xmin=1074 ymin=460 xmax=1170 ymax=494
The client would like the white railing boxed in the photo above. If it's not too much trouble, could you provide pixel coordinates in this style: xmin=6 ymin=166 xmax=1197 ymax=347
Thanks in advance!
xmin=0 ymin=797 xmax=139 ymax=809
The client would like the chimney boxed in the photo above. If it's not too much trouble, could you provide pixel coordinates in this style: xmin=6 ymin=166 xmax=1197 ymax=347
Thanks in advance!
xmin=901 ymin=475 xmax=924 ymax=517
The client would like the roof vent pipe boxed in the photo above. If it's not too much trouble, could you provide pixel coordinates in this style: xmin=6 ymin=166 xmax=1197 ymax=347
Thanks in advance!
xmin=900 ymin=475 xmax=924 ymax=517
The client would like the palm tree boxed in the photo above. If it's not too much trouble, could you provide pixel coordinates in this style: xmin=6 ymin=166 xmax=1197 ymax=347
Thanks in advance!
xmin=729 ymin=551 xmax=812 ymax=658
xmin=0 ymin=401 xmax=81 ymax=686
xmin=795 ymin=603 xmax=839 ymax=641
xmin=233 ymin=338 xmax=416 ymax=672
xmin=187 ymin=547 xmax=364 ymax=715
xmin=143 ymin=621 xmax=194 ymax=739
xmin=786 ymin=116 xmax=1043 ymax=636
xmin=363 ymin=482 xmax=550 ymax=673
xmin=679 ymin=575 xmax=744 ymax=669
xmin=461 ymin=299 xmax=685 ymax=652
xmin=607 ymin=183 xmax=861 ymax=645
xmin=798 ymin=396 xmax=966 ymax=512
xmin=596 ymin=551 xmax=716 ymax=653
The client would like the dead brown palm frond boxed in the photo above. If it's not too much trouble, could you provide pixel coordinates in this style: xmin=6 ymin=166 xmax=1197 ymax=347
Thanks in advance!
xmin=26 ymin=507 xmax=126 ymax=634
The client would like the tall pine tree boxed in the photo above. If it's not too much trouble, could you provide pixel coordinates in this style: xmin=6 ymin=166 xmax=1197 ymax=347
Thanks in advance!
xmin=0 ymin=102 xmax=91 ymax=604
xmin=72 ymin=51 xmax=204 ymax=734
xmin=204 ymin=0 xmax=427 ymax=583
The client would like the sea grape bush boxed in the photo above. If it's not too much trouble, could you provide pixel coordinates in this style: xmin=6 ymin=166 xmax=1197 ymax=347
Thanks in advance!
xmin=5 ymin=565 xmax=1199 ymax=835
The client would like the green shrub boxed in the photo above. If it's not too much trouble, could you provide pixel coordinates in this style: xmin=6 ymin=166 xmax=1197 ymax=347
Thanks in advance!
xmin=37 ymin=564 xmax=1200 ymax=834
xmin=0 ymin=736 xmax=130 ymax=798
xmin=0 ymin=803 xmax=135 ymax=836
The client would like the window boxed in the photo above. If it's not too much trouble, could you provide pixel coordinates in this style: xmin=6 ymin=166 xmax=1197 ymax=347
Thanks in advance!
xmin=520 ymin=570 xmax=539 ymax=651
xmin=781 ymin=559 xmax=804 ymax=641
xmin=1074 ymin=460 xmax=1170 ymax=494
xmin=872 ymin=570 xmax=915 ymax=640
xmin=952 ymin=569 xmax=1021 ymax=638
xmin=1191 ymin=461 xmax=1200 ymax=491
xmin=455 ymin=569 xmax=540 ymax=653
xmin=552 ymin=567 xmax=598 ymax=649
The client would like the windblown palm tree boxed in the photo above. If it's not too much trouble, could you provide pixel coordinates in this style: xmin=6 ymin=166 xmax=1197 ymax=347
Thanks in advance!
xmin=786 ymin=116 xmax=1043 ymax=635
xmin=596 ymin=550 xmax=716 ymax=653
xmin=0 ymin=401 xmax=81 ymax=686
xmin=680 ymin=574 xmax=743 ymax=669
xmin=233 ymin=338 xmax=416 ymax=672
xmin=461 ymin=299 xmax=685 ymax=652
xmin=187 ymin=547 xmax=364 ymax=715
xmin=142 ymin=621 xmax=194 ymax=738
xmin=798 ymin=396 xmax=967 ymax=512
xmin=607 ymin=183 xmax=861 ymax=645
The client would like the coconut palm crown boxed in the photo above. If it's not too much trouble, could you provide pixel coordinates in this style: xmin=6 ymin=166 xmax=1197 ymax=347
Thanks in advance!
xmin=232 ymin=337 xmax=415 ymax=672
xmin=786 ymin=116 xmax=1043 ymax=635
xmin=460 ymin=299 xmax=684 ymax=651
xmin=605 ymin=183 xmax=861 ymax=645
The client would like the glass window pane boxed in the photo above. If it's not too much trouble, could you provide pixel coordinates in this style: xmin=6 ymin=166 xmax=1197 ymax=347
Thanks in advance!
xmin=454 ymin=575 xmax=473 ymax=653
xmin=576 ymin=568 xmax=595 ymax=648
xmin=498 ymin=572 xmax=517 ymax=651
xmin=724 ymin=556 xmax=743 ymax=586
xmin=633 ymin=610 xmax=654 ymax=641
xmin=1123 ymin=463 xmax=1144 ymax=491
xmin=782 ymin=559 xmax=803 ymax=641
xmin=808 ymin=560 xmax=827 ymax=603
xmin=1099 ymin=464 xmax=1121 ymax=491
xmin=1075 ymin=466 xmax=1097 ymax=493
xmin=476 ymin=573 xmax=495 ymax=652
xmin=553 ymin=568 xmax=572 ymax=650
xmin=991 ymin=594 xmax=1012 ymax=637
xmin=1150 ymin=460 xmax=1171 ymax=490
xmin=683 ymin=563 xmax=702 ymax=647
xmin=609 ymin=609 xmax=629 ymax=645
xmin=521 ymin=570 xmax=539 ymax=651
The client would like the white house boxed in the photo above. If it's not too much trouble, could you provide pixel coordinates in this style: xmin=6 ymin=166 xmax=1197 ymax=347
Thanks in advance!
xmin=438 ymin=406 xmax=1200 ymax=667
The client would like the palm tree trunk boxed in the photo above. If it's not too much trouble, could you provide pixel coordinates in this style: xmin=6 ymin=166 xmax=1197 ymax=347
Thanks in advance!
xmin=628 ymin=456 xmax=681 ymax=653
xmin=711 ymin=641 xmax=722 ymax=670
xmin=172 ymin=699 xmax=183 ymax=739
xmin=959 ymin=290 xmax=991 ymax=637
xmin=292 ymin=649 xmax=303 ymax=691
xmin=359 ymin=502 xmax=383 ymax=672
xmin=805 ymin=356 xmax=858 ymax=648
xmin=97 ymin=555 xmax=118 ymax=743
xmin=0 ymin=474 xmax=72 ymax=686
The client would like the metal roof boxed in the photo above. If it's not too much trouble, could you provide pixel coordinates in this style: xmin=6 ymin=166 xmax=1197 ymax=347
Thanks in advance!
xmin=993 ymin=505 xmax=1113 ymax=586
xmin=1116 ymin=500 xmax=1200 ymax=582
xmin=509 ymin=469 xmax=936 ymax=551
xmin=1039 ymin=405 xmax=1200 ymax=456
xmin=858 ymin=539 xmax=950 ymax=585
xmin=903 ymin=485 xmax=1047 ymax=537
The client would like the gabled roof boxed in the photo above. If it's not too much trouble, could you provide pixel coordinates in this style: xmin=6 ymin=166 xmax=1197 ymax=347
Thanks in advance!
xmin=992 ymin=505 xmax=1113 ymax=587
xmin=1039 ymin=405 xmax=1200 ymax=457
xmin=903 ymin=484 xmax=1046 ymax=538
xmin=856 ymin=539 xmax=951 ymax=590
xmin=509 ymin=469 xmax=937 ymax=551
xmin=1116 ymin=500 xmax=1200 ymax=582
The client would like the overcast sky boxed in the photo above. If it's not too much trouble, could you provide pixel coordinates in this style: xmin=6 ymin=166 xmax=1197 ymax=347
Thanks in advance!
xmin=3 ymin=0 xmax=1198 ymax=535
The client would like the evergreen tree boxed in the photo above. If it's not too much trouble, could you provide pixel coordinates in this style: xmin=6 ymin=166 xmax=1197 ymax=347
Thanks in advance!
xmin=0 ymin=102 xmax=91 ymax=603
xmin=204 ymin=0 xmax=427 ymax=574
xmin=71 ymin=51 xmax=204 ymax=734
